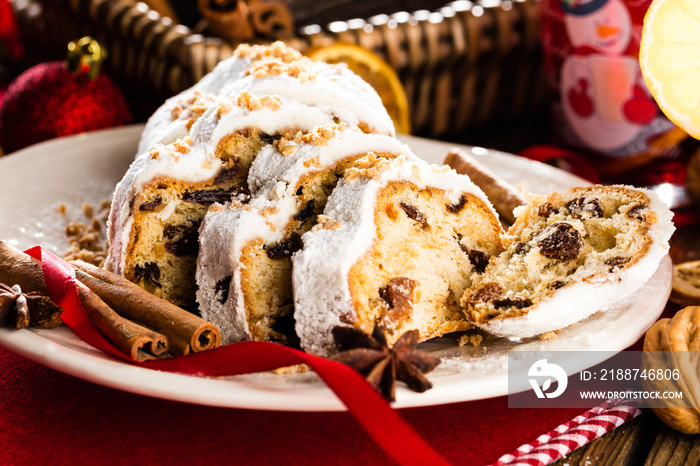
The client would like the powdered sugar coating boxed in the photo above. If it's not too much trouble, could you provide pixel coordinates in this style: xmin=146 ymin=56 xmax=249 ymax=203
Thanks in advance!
xmin=248 ymin=124 xmax=415 ymax=195
xmin=137 ymin=41 xmax=394 ymax=154
xmin=196 ymin=126 xmax=417 ymax=343
xmin=106 ymin=96 xmax=349 ymax=274
xmin=292 ymin=156 xmax=499 ymax=356
xmin=473 ymin=187 xmax=674 ymax=338
xmin=196 ymin=192 xmax=297 ymax=344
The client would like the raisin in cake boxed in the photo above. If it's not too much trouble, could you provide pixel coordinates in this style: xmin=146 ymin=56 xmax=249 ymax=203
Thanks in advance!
xmin=462 ymin=185 xmax=674 ymax=338
xmin=107 ymin=89 xmax=391 ymax=309
xmin=138 ymin=41 xmax=394 ymax=154
xmin=292 ymin=156 xmax=504 ymax=356
xmin=196 ymin=124 xmax=414 ymax=344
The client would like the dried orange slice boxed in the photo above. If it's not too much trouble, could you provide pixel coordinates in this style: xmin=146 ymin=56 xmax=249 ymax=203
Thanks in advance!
xmin=639 ymin=0 xmax=700 ymax=139
xmin=306 ymin=43 xmax=411 ymax=134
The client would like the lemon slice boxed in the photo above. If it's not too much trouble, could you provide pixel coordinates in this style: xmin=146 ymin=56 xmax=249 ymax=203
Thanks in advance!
xmin=639 ymin=0 xmax=700 ymax=139
xmin=306 ymin=43 xmax=411 ymax=134
xmin=671 ymin=260 xmax=700 ymax=306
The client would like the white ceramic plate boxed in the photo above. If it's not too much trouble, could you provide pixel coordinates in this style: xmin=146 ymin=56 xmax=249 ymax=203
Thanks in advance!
xmin=0 ymin=125 xmax=671 ymax=411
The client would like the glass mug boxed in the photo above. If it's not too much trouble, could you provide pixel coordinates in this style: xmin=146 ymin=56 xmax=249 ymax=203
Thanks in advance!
xmin=540 ymin=0 xmax=699 ymax=208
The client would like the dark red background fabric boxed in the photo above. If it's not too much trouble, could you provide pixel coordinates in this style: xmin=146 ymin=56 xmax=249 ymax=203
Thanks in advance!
xmin=0 ymin=309 xmax=676 ymax=465
xmin=0 ymin=347 xmax=584 ymax=465
xmin=0 ymin=343 xmax=591 ymax=465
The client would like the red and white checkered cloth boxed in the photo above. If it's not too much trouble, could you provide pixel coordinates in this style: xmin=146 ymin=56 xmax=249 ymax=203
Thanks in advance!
xmin=491 ymin=399 xmax=643 ymax=466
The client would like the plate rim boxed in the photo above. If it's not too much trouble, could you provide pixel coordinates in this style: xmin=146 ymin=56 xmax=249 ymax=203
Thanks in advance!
xmin=0 ymin=125 xmax=671 ymax=411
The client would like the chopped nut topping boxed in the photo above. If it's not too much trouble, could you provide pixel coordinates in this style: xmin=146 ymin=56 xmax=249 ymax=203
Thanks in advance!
xmin=458 ymin=333 xmax=483 ymax=347
xmin=303 ymin=156 xmax=322 ymax=168
xmin=344 ymin=154 xmax=393 ymax=181
xmin=171 ymin=91 xmax=216 ymax=129
xmin=217 ymin=100 xmax=234 ymax=117
xmin=233 ymin=41 xmax=302 ymax=63
xmin=260 ymin=206 xmax=279 ymax=217
xmin=274 ymin=137 xmax=297 ymax=156
xmin=296 ymin=122 xmax=350 ymax=146
xmin=244 ymin=55 xmax=320 ymax=81
xmin=312 ymin=215 xmax=342 ymax=231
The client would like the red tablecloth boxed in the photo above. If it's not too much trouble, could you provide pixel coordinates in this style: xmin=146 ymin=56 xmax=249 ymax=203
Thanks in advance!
xmin=0 ymin=346 xmax=588 ymax=465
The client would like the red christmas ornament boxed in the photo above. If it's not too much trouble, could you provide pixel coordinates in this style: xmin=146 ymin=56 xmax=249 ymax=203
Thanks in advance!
xmin=0 ymin=37 xmax=131 ymax=153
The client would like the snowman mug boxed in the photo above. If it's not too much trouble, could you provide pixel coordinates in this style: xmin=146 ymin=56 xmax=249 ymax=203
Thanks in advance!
xmin=540 ymin=0 xmax=697 ymax=206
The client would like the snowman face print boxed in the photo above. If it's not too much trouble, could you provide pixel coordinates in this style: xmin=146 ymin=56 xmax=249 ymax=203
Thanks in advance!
xmin=564 ymin=0 xmax=632 ymax=55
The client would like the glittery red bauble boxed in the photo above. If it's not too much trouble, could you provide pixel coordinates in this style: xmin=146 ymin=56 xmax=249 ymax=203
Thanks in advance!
xmin=0 ymin=61 xmax=132 ymax=153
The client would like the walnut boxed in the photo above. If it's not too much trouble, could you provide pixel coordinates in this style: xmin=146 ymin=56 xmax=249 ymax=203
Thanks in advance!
xmin=643 ymin=306 xmax=700 ymax=434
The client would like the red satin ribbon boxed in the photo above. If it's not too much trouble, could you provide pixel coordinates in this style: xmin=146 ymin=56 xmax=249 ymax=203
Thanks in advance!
xmin=24 ymin=246 xmax=450 ymax=466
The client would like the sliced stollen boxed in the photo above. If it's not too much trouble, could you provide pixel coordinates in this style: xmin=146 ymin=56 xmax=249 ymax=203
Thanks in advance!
xmin=106 ymin=94 xmax=341 ymax=308
xmin=462 ymin=185 xmax=675 ymax=338
xmin=196 ymin=124 xmax=413 ymax=344
xmin=293 ymin=155 xmax=504 ymax=356
xmin=108 ymin=42 xmax=395 ymax=309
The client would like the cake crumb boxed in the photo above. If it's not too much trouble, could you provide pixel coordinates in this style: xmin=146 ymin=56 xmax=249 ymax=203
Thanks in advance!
xmin=58 ymin=204 xmax=66 ymax=215
xmin=271 ymin=363 xmax=310 ymax=374
xmin=234 ymin=41 xmax=302 ymax=63
xmin=459 ymin=333 xmax=483 ymax=347
xmin=538 ymin=331 xmax=561 ymax=341
xmin=260 ymin=206 xmax=279 ymax=217
xmin=312 ymin=215 xmax=343 ymax=231
xmin=64 ymin=199 xmax=111 ymax=267
xmin=82 ymin=202 xmax=94 ymax=219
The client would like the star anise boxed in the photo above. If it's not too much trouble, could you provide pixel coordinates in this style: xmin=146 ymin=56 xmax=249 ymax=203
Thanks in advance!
xmin=332 ymin=326 xmax=440 ymax=402
xmin=0 ymin=283 xmax=62 ymax=329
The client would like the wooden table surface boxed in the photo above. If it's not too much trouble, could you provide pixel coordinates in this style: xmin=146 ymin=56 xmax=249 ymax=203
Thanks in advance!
xmin=554 ymin=411 xmax=700 ymax=465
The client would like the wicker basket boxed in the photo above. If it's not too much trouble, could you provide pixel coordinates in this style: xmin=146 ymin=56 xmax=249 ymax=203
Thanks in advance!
xmin=11 ymin=0 xmax=547 ymax=137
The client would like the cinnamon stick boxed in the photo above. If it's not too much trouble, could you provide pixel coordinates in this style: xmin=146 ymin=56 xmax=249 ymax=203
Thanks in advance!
xmin=70 ymin=260 xmax=221 ymax=355
xmin=75 ymin=280 xmax=169 ymax=361
xmin=445 ymin=148 xmax=527 ymax=225
xmin=0 ymin=241 xmax=168 ymax=361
